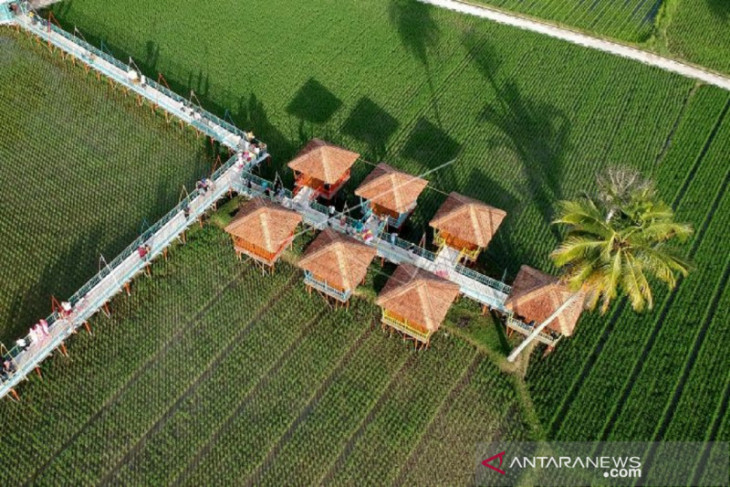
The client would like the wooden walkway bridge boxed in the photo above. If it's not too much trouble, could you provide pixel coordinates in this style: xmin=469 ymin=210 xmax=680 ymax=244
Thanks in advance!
xmin=0 ymin=4 xmax=513 ymax=400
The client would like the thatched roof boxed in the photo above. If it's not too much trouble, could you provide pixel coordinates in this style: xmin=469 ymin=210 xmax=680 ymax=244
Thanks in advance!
xmin=355 ymin=163 xmax=428 ymax=214
xmin=505 ymin=265 xmax=584 ymax=337
xmin=297 ymin=229 xmax=377 ymax=290
xmin=376 ymin=264 xmax=460 ymax=332
xmin=429 ymin=192 xmax=507 ymax=248
xmin=225 ymin=198 xmax=302 ymax=253
xmin=287 ymin=139 xmax=360 ymax=184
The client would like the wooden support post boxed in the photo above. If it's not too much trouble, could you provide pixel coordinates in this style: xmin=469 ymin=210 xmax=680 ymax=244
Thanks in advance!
xmin=145 ymin=264 xmax=152 ymax=277
xmin=380 ymin=256 xmax=385 ymax=267
xmin=163 ymin=247 xmax=169 ymax=261
xmin=543 ymin=346 xmax=554 ymax=358
xmin=136 ymin=94 xmax=143 ymax=107
xmin=9 ymin=388 xmax=19 ymax=402
xmin=124 ymin=282 xmax=131 ymax=296
xmin=60 ymin=342 xmax=68 ymax=357
xmin=164 ymin=111 xmax=170 ymax=124
xmin=198 ymin=216 xmax=204 ymax=229
xmin=83 ymin=321 xmax=92 ymax=335
xmin=103 ymin=302 xmax=111 ymax=316
xmin=482 ymin=304 xmax=487 ymax=315
xmin=181 ymin=231 xmax=187 ymax=244
xmin=95 ymin=70 xmax=100 ymax=81
xmin=35 ymin=367 xmax=43 ymax=380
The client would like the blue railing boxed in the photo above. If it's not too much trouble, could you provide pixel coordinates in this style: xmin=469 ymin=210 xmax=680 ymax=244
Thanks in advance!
xmin=454 ymin=264 xmax=512 ymax=295
xmin=304 ymin=272 xmax=351 ymax=302
xmin=20 ymin=8 xmax=250 ymax=147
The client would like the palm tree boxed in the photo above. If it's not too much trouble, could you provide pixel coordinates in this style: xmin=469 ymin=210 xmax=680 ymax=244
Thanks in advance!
xmin=507 ymin=169 xmax=693 ymax=362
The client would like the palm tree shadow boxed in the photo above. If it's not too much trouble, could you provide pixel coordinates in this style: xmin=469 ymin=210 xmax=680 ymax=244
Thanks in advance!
xmin=463 ymin=31 xmax=571 ymax=232
xmin=706 ymin=0 xmax=730 ymax=20
xmin=388 ymin=0 xmax=443 ymax=126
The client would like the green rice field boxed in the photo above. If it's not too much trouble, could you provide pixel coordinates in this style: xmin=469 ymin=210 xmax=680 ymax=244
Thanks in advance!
xmin=0 ymin=29 xmax=214 ymax=342
xmin=0 ymin=0 xmax=728 ymax=483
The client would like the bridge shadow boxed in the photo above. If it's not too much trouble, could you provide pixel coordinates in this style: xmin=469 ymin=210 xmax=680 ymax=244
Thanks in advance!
xmin=341 ymin=97 xmax=399 ymax=161
xmin=3 ymin=225 xmax=106 ymax=343
xmin=388 ymin=0 xmax=443 ymax=126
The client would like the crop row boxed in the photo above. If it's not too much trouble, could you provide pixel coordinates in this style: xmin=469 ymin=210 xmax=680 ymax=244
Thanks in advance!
xmin=545 ymin=98 xmax=730 ymax=441
xmin=666 ymin=1 xmax=730 ymax=76
xmin=525 ymin=85 xmax=730 ymax=432
xmin=0 ymin=29 xmax=213 ymax=342
xmin=0 ymin=229 xmax=287 ymax=484
xmin=604 ymin=118 xmax=730 ymax=441
xmin=181 ymin=300 xmax=373 ymax=485
xmin=0 ymin=228 xmax=240 ymax=480
xmin=108 ymin=278 xmax=327 ymax=485
xmin=474 ymin=0 xmax=660 ymax=42
xmin=249 ymin=326 xmax=413 ymax=486
xmin=396 ymin=357 xmax=531 ymax=485
xmin=322 ymin=337 xmax=477 ymax=485
xmin=32 ymin=255 xmax=294 ymax=484
xmin=657 ymin=256 xmax=730 ymax=442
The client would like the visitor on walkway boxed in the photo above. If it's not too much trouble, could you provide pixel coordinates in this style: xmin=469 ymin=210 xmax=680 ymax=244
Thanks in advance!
xmin=137 ymin=244 xmax=152 ymax=262
xmin=328 ymin=205 xmax=336 ymax=227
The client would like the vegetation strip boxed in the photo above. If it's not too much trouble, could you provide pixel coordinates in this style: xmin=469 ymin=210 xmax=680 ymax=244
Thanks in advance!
xmin=23 ymin=265 xmax=251 ymax=486
xmin=97 ymin=274 xmax=299 ymax=484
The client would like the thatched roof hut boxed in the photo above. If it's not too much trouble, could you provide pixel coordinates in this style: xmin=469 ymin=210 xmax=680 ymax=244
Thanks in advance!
xmin=429 ymin=192 xmax=507 ymax=262
xmin=287 ymin=139 xmax=360 ymax=199
xmin=505 ymin=265 xmax=584 ymax=337
xmin=355 ymin=163 xmax=428 ymax=221
xmin=298 ymin=229 xmax=376 ymax=301
xmin=376 ymin=264 xmax=460 ymax=345
xmin=224 ymin=198 xmax=302 ymax=267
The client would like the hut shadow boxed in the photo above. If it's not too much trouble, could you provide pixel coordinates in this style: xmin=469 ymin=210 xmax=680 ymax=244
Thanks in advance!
xmin=401 ymin=117 xmax=462 ymax=191
xmin=707 ymin=0 xmax=730 ymax=19
xmin=341 ymin=97 xmax=399 ymax=161
xmin=370 ymin=261 xmax=398 ymax=295
xmin=286 ymin=78 xmax=343 ymax=144
xmin=388 ymin=0 xmax=443 ymax=126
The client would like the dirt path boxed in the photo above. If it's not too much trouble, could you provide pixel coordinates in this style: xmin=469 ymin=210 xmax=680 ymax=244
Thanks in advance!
xmin=418 ymin=0 xmax=730 ymax=92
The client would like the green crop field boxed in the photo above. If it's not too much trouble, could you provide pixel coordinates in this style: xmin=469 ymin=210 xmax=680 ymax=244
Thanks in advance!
xmin=666 ymin=0 xmax=730 ymax=75
xmin=468 ymin=0 xmax=730 ymax=76
xmin=0 ymin=0 xmax=728 ymax=483
xmin=0 ymin=29 xmax=214 ymax=342
xmin=472 ymin=0 xmax=663 ymax=42
xmin=0 ymin=226 xmax=534 ymax=485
